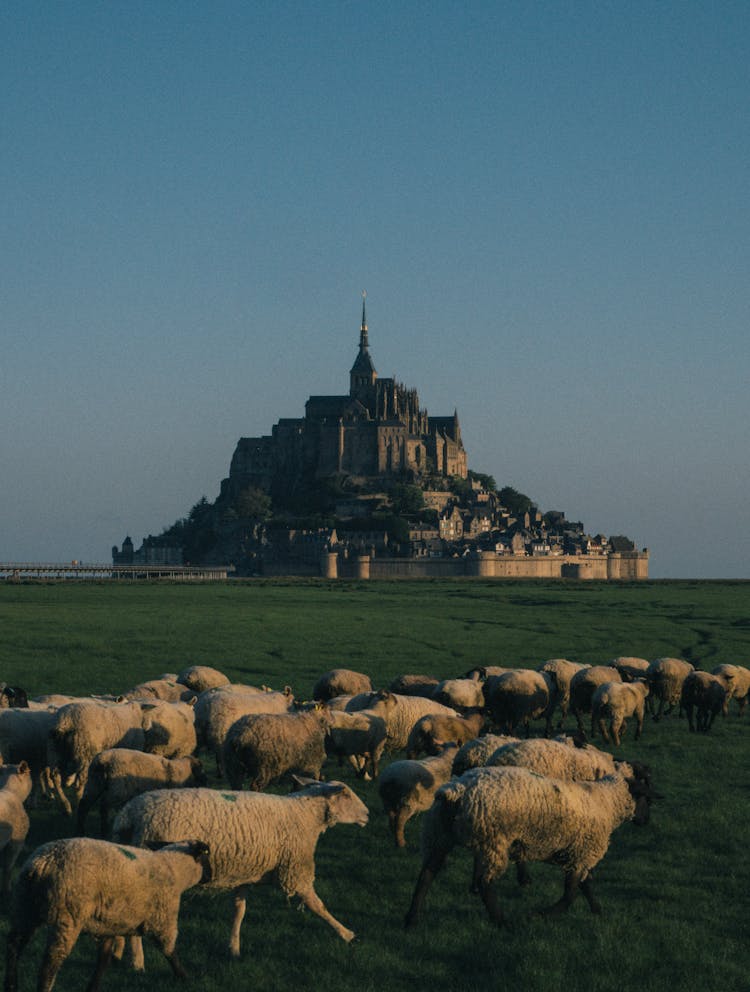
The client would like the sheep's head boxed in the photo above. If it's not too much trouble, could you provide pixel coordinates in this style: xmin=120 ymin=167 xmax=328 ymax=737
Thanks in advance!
xmin=290 ymin=778 xmax=369 ymax=828
xmin=625 ymin=768 xmax=662 ymax=826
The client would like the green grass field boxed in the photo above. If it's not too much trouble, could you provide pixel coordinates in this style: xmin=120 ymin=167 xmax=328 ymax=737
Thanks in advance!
xmin=0 ymin=579 xmax=748 ymax=992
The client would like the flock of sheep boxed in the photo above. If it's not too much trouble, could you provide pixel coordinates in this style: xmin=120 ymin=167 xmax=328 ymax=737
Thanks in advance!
xmin=0 ymin=653 xmax=748 ymax=991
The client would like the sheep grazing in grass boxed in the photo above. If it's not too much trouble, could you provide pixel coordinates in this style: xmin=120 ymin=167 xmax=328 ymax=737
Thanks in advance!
xmin=0 ymin=709 xmax=59 ymax=806
xmin=388 ymin=674 xmax=439 ymax=698
xmin=646 ymin=657 xmax=694 ymax=721
xmin=325 ymin=694 xmax=397 ymax=779
xmin=378 ymin=743 xmax=458 ymax=847
xmin=482 ymin=670 xmax=554 ymax=737
xmin=681 ymin=671 xmax=728 ymax=732
xmin=122 ymin=678 xmax=196 ymax=703
xmin=406 ymin=710 xmax=485 ymax=759
xmin=569 ymin=666 xmax=622 ymax=737
xmin=609 ymin=657 xmax=651 ymax=682
xmin=76 ymin=750 xmax=207 ymax=836
xmin=404 ymin=765 xmax=659 ymax=929
xmin=223 ymin=708 xmax=334 ymax=791
xmin=312 ymin=668 xmax=372 ymax=701
xmin=432 ymin=679 xmax=485 ymax=711
xmin=537 ymin=659 xmax=590 ymax=731
xmin=113 ymin=779 xmax=369 ymax=956
xmin=0 ymin=761 xmax=33 ymax=894
xmin=486 ymin=737 xmax=621 ymax=782
xmin=452 ymin=734 xmax=520 ymax=776
xmin=712 ymin=664 xmax=750 ymax=716
xmin=591 ymin=680 xmax=650 ymax=745
xmin=176 ymin=665 xmax=230 ymax=693
xmin=4 ymin=837 xmax=211 ymax=992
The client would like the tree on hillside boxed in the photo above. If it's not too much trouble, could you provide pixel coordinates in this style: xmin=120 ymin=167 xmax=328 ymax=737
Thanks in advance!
xmin=498 ymin=486 xmax=534 ymax=516
xmin=235 ymin=487 xmax=272 ymax=520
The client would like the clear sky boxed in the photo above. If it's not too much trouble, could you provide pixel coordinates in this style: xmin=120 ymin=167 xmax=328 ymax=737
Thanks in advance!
xmin=2 ymin=2 xmax=748 ymax=578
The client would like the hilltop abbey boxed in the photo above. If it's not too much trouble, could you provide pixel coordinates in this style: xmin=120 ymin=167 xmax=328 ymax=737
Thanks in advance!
xmin=223 ymin=295 xmax=467 ymax=503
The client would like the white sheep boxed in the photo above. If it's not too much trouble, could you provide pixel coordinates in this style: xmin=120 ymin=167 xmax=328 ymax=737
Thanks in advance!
xmin=486 ymin=737 xmax=621 ymax=781
xmin=76 ymin=750 xmax=207 ymax=836
xmin=609 ymin=656 xmax=651 ymax=682
xmin=405 ymin=710 xmax=485 ymax=759
xmin=432 ymin=678 xmax=485 ymax=710
xmin=646 ymin=657 xmax=694 ymax=720
xmin=482 ymin=669 xmax=554 ymax=736
xmin=177 ymin=664 xmax=231 ymax=693
xmin=388 ymin=674 xmax=439 ymax=698
xmin=223 ymin=708 xmax=333 ymax=790
xmin=312 ymin=668 xmax=372 ymax=701
xmin=712 ymin=664 xmax=750 ymax=716
xmin=404 ymin=765 xmax=656 ymax=928
xmin=591 ymin=680 xmax=650 ymax=745
xmin=0 ymin=761 xmax=33 ymax=894
xmin=452 ymin=734 xmax=520 ymax=776
xmin=4 ymin=837 xmax=211 ymax=992
xmin=122 ymin=678 xmax=196 ymax=703
xmin=378 ymin=743 xmax=458 ymax=847
xmin=141 ymin=699 xmax=198 ymax=759
xmin=113 ymin=779 xmax=369 ymax=956
xmin=326 ymin=695 xmax=397 ymax=779
xmin=537 ymin=659 xmax=590 ymax=729
xmin=569 ymin=666 xmax=622 ymax=736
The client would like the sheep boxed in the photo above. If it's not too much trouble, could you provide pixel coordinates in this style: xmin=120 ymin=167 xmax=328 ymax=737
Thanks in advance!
xmin=194 ymin=684 xmax=295 ymax=775
xmin=388 ymin=674 xmax=439 ymax=698
xmin=712 ymin=664 xmax=750 ymax=716
xmin=140 ymin=699 xmax=198 ymax=759
xmin=647 ymin=657 xmax=694 ymax=720
xmin=482 ymin=669 xmax=554 ymax=737
xmin=122 ymin=678 xmax=196 ymax=703
xmin=0 ymin=709 xmax=59 ymax=806
xmin=569 ymin=666 xmax=622 ymax=736
xmin=378 ymin=743 xmax=458 ymax=847
xmin=610 ymin=656 xmax=651 ymax=682
xmin=591 ymin=680 xmax=650 ymax=745
xmin=377 ymin=693 xmax=459 ymax=753
xmin=223 ymin=708 xmax=334 ymax=791
xmin=486 ymin=737 xmax=621 ymax=782
xmin=312 ymin=668 xmax=372 ymax=701
xmin=177 ymin=664 xmax=231 ymax=693
xmin=0 ymin=761 xmax=32 ymax=894
xmin=404 ymin=764 xmax=657 ymax=929
xmin=406 ymin=710 xmax=485 ymax=759
xmin=537 ymin=659 xmax=590 ymax=729
xmin=76 ymin=750 xmax=207 ymax=836
xmin=432 ymin=678 xmax=485 ymax=711
xmin=681 ymin=671 xmax=728 ymax=732
xmin=325 ymin=694 xmax=397 ymax=779
xmin=452 ymin=734 xmax=520 ymax=776
xmin=0 ymin=687 xmax=29 ymax=709
xmin=112 ymin=779 xmax=369 ymax=956
xmin=464 ymin=665 xmax=513 ymax=681
xmin=4 ymin=837 xmax=211 ymax=992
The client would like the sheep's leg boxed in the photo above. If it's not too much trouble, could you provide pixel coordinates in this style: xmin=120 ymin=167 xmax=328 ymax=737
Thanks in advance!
xmin=540 ymin=869 xmax=584 ymax=916
xmin=477 ymin=878 xmax=505 ymax=927
xmin=128 ymin=935 xmax=145 ymax=971
xmin=4 ymin=927 xmax=35 ymax=992
xmin=86 ymin=936 xmax=115 ymax=992
xmin=515 ymin=861 xmax=532 ymax=887
xmin=597 ymin=717 xmax=609 ymax=743
xmin=579 ymin=874 xmax=602 ymax=914
xmin=394 ymin=808 xmax=411 ymax=848
xmin=296 ymin=884 xmax=355 ymax=942
xmin=404 ymin=848 xmax=450 ymax=928
xmin=229 ymin=885 xmax=248 ymax=958
xmin=1 ymin=839 xmax=22 ymax=895
xmin=37 ymin=923 xmax=81 ymax=992
xmin=635 ymin=712 xmax=644 ymax=740
xmin=153 ymin=926 xmax=187 ymax=980
xmin=49 ymin=768 xmax=73 ymax=817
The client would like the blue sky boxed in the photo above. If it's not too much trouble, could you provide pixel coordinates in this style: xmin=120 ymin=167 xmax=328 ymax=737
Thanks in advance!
xmin=2 ymin=2 xmax=748 ymax=578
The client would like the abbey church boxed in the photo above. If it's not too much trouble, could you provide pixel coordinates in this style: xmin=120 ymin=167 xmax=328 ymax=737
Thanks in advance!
xmin=224 ymin=297 xmax=467 ymax=500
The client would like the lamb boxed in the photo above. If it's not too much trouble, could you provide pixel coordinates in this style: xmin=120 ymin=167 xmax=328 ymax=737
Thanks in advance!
xmin=378 ymin=743 xmax=458 ymax=847
xmin=4 ymin=837 xmax=211 ymax=992
xmin=406 ymin=710 xmax=485 ymax=759
xmin=223 ymin=708 xmax=334 ymax=790
xmin=647 ymin=657 xmax=694 ymax=720
xmin=325 ymin=694 xmax=397 ymax=779
xmin=537 ymin=659 xmax=590 ymax=729
xmin=404 ymin=765 xmax=657 ymax=928
xmin=452 ymin=734 xmax=519 ymax=776
xmin=432 ymin=678 xmax=485 ymax=711
xmin=591 ymin=680 xmax=650 ymax=745
xmin=681 ymin=671 xmax=727 ymax=732
xmin=112 ymin=779 xmax=369 ymax=956
xmin=0 ymin=761 xmax=33 ymax=894
xmin=312 ymin=668 xmax=372 ymax=701
xmin=194 ymin=684 xmax=295 ymax=775
xmin=712 ymin=664 xmax=750 ymax=716
xmin=176 ymin=664 xmax=231 ymax=693
xmin=76 ymin=750 xmax=207 ymax=836
xmin=388 ymin=674 xmax=439 ymax=698
xmin=482 ymin=669 xmax=554 ymax=736
xmin=569 ymin=666 xmax=622 ymax=736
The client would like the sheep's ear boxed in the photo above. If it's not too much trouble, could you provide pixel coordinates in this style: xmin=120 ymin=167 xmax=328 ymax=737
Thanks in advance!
xmin=290 ymin=774 xmax=316 ymax=792
xmin=144 ymin=839 xmax=170 ymax=851
xmin=283 ymin=685 xmax=293 ymax=696
xmin=140 ymin=702 xmax=157 ymax=712
xmin=187 ymin=840 xmax=210 ymax=859
xmin=18 ymin=760 xmax=29 ymax=773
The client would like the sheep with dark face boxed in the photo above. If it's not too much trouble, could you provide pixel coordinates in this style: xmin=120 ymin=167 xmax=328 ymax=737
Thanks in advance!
xmin=4 ymin=838 xmax=211 ymax=992
xmin=569 ymin=666 xmax=622 ymax=737
xmin=681 ymin=671 xmax=728 ymax=732
xmin=591 ymin=680 xmax=650 ymax=745
xmin=405 ymin=765 xmax=658 ymax=929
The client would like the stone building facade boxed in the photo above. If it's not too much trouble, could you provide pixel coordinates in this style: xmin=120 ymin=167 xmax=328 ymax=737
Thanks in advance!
xmin=222 ymin=298 xmax=468 ymax=501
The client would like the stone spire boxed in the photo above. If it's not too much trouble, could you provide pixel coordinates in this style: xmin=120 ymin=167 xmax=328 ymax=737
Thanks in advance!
xmin=350 ymin=290 xmax=377 ymax=397
xmin=360 ymin=290 xmax=369 ymax=350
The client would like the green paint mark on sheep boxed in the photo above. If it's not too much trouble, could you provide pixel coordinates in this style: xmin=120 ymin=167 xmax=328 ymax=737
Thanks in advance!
xmin=117 ymin=847 xmax=138 ymax=860
xmin=221 ymin=793 xmax=237 ymax=802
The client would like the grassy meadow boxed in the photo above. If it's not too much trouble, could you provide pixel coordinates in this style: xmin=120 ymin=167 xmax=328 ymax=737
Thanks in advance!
xmin=0 ymin=578 xmax=748 ymax=992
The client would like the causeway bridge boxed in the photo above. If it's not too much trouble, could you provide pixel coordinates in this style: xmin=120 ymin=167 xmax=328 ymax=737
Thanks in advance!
xmin=0 ymin=562 xmax=235 ymax=581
